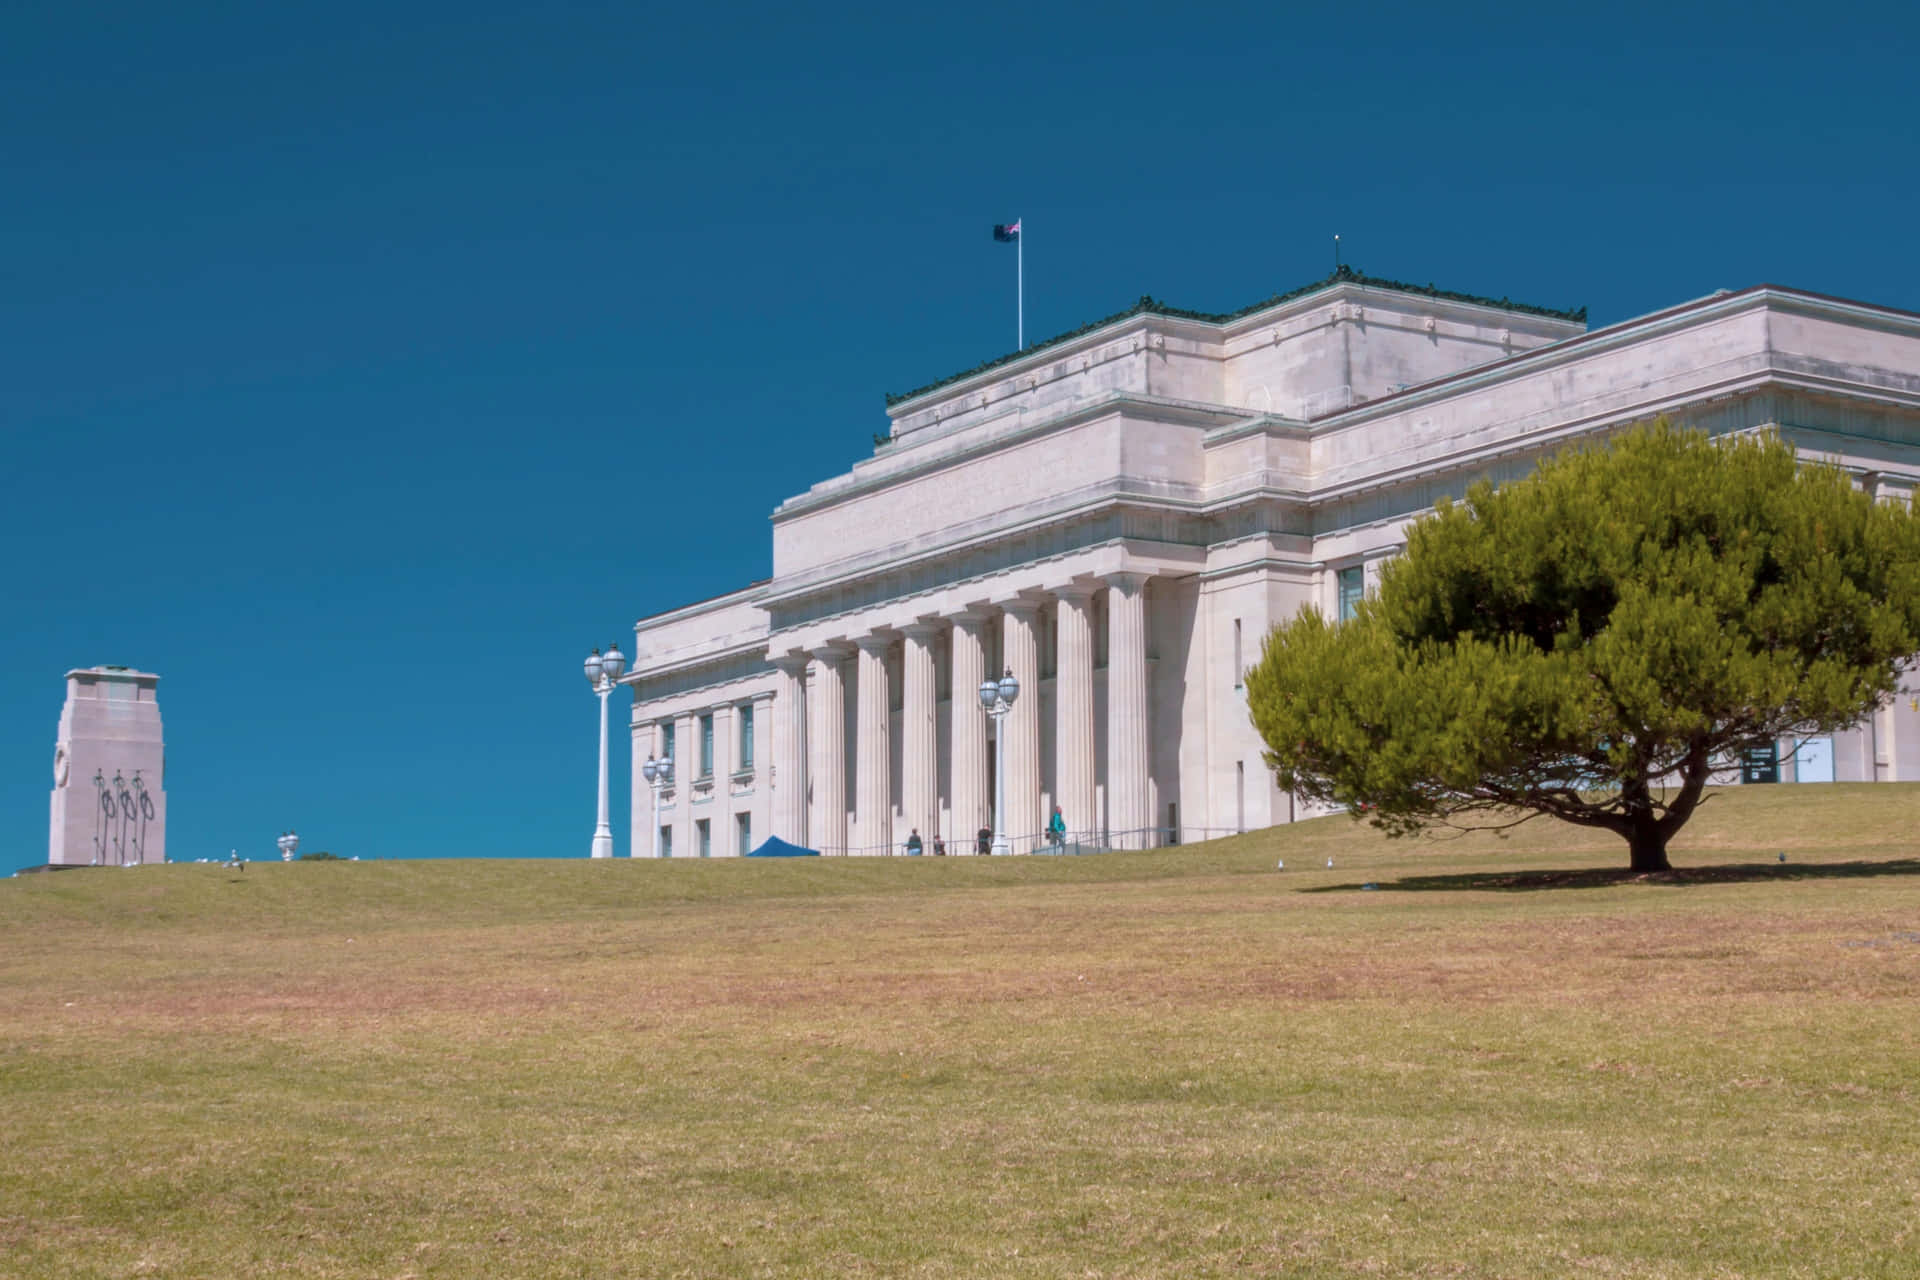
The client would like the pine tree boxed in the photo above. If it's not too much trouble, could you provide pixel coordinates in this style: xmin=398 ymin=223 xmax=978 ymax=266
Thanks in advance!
xmin=1245 ymin=421 xmax=1920 ymax=871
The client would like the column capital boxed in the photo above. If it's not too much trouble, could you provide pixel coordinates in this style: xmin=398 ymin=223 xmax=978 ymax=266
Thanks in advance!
xmin=809 ymin=642 xmax=853 ymax=664
xmin=949 ymin=605 xmax=997 ymax=629
xmin=1052 ymin=580 xmax=1099 ymax=604
xmin=901 ymin=618 xmax=945 ymax=641
xmin=996 ymin=596 xmax=1042 ymax=620
xmin=1104 ymin=571 xmax=1150 ymax=594
xmin=771 ymin=650 xmax=812 ymax=676
xmin=853 ymin=631 xmax=896 ymax=655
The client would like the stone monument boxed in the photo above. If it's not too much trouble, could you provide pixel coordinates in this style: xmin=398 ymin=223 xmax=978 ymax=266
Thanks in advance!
xmin=49 ymin=666 xmax=167 ymax=866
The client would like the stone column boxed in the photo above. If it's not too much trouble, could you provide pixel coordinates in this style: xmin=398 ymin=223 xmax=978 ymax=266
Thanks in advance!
xmin=901 ymin=623 xmax=940 ymax=851
xmin=1001 ymin=601 xmax=1041 ymax=853
xmin=1106 ymin=574 xmax=1150 ymax=848
xmin=855 ymin=634 xmax=893 ymax=855
xmin=773 ymin=655 xmax=808 ymax=845
xmin=808 ymin=646 xmax=849 ymax=855
xmin=675 ymin=711 xmax=698 ymax=858
xmin=949 ymin=610 xmax=991 ymax=850
xmin=1054 ymin=585 xmax=1097 ymax=845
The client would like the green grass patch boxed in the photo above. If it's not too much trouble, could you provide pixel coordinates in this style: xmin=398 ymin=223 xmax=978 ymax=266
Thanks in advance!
xmin=3 ymin=785 xmax=1918 ymax=1277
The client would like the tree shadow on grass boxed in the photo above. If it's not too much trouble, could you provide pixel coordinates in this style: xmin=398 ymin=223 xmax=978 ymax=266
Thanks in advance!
xmin=1302 ymin=859 xmax=1920 ymax=893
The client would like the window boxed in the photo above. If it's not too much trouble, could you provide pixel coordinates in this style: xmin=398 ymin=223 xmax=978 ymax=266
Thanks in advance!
xmin=1337 ymin=566 xmax=1364 ymax=621
xmin=696 ymin=818 xmax=711 ymax=858
xmin=699 ymin=713 xmax=715 ymax=778
xmin=661 ymin=722 xmax=675 ymax=764
xmin=736 ymin=812 xmax=752 ymax=855
xmin=738 ymin=704 xmax=754 ymax=769
xmin=1233 ymin=618 xmax=1243 ymax=689
xmin=660 ymin=825 xmax=673 ymax=859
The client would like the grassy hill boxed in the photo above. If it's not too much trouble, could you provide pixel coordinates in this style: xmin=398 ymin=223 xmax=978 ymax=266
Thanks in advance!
xmin=3 ymin=784 xmax=1917 ymax=1277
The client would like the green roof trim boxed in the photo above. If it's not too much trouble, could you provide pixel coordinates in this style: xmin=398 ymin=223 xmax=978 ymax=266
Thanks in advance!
xmin=884 ymin=265 xmax=1588 ymax=409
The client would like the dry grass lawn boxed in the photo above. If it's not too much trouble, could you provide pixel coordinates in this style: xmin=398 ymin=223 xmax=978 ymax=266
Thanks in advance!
xmin=3 ymin=783 xmax=1918 ymax=1278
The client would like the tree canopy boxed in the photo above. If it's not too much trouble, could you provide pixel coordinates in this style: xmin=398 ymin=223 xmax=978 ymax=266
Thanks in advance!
xmin=1245 ymin=421 xmax=1920 ymax=871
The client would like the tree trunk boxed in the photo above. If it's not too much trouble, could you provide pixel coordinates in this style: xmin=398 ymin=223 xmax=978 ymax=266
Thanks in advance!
xmin=1626 ymin=823 xmax=1672 ymax=873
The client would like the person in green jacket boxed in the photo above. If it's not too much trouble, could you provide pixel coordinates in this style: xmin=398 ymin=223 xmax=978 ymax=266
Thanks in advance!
xmin=1047 ymin=806 xmax=1067 ymax=850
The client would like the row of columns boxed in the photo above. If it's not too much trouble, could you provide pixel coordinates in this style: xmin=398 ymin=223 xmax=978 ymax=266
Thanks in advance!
xmin=771 ymin=573 xmax=1152 ymax=854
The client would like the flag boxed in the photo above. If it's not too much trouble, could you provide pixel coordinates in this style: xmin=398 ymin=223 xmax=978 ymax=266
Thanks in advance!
xmin=992 ymin=220 xmax=1021 ymax=243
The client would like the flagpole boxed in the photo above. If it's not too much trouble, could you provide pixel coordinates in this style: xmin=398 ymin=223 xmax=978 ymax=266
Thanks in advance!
xmin=1017 ymin=221 xmax=1024 ymax=350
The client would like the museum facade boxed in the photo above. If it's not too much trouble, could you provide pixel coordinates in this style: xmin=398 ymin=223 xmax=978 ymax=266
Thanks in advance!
xmin=622 ymin=268 xmax=1920 ymax=856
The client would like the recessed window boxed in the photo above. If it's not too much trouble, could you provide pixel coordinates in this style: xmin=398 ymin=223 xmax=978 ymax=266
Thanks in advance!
xmin=699 ymin=713 xmax=715 ymax=778
xmin=696 ymin=818 xmax=711 ymax=858
xmin=1236 ymin=760 xmax=1246 ymax=833
xmin=736 ymin=812 xmax=753 ymax=855
xmin=659 ymin=826 xmax=673 ymax=859
xmin=738 ymin=704 xmax=755 ymax=769
xmin=1337 ymin=566 xmax=1364 ymax=621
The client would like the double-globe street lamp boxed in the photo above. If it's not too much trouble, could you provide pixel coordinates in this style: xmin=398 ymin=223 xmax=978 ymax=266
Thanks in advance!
xmin=977 ymin=667 xmax=1020 ymax=857
xmin=639 ymin=752 xmax=673 ymax=858
xmin=583 ymin=644 xmax=627 ymax=859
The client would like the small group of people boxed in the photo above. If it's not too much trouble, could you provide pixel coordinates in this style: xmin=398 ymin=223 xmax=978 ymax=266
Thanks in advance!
xmin=903 ymin=829 xmax=947 ymax=857
xmin=903 ymin=806 xmax=1070 ymax=856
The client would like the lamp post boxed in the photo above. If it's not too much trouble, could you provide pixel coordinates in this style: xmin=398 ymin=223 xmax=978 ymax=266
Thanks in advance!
xmin=639 ymin=753 xmax=672 ymax=858
xmin=583 ymin=644 xmax=627 ymax=859
xmin=977 ymin=666 xmax=1020 ymax=856
xmin=277 ymin=830 xmax=299 ymax=862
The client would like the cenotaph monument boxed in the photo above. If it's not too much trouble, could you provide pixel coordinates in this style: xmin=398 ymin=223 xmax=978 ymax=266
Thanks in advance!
xmin=48 ymin=666 xmax=168 ymax=866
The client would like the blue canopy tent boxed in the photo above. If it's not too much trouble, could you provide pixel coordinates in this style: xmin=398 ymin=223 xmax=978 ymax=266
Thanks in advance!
xmin=746 ymin=837 xmax=821 ymax=858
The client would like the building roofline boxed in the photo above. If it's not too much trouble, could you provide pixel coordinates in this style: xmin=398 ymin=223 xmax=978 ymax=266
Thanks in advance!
xmin=1313 ymin=283 xmax=1920 ymax=424
xmin=882 ymin=265 xmax=1589 ymax=410
xmin=633 ymin=579 xmax=770 ymax=629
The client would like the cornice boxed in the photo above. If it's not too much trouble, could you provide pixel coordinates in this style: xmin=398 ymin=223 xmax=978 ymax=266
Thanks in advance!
xmin=622 ymin=632 xmax=771 ymax=681
xmin=773 ymin=391 xmax=1247 ymax=522
xmin=1312 ymin=286 xmax=1920 ymax=432
xmin=765 ymin=480 xmax=1212 ymax=608
xmin=631 ymin=580 xmax=769 ymax=630
xmin=622 ymin=641 xmax=775 ymax=696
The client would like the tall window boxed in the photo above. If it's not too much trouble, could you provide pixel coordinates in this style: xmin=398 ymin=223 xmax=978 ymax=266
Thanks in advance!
xmin=661 ymin=721 xmax=675 ymax=764
xmin=696 ymin=818 xmax=711 ymax=858
xmin=736 ymin=812 xmax=752 ymax=855
xmin=660 ymin=825 xmax=673 ymax=859
xmin=737 ymin=704 xmax=754 ymax=769
xmin=1337 ymin=566 xmax=1364 ymax=621
xmin=699 ymin=713 xmax=715 ymax=778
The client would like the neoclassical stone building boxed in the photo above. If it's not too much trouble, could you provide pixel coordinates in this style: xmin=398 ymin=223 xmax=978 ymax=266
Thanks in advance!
xmin=624 ymin=268 xmax=1920 ymax=856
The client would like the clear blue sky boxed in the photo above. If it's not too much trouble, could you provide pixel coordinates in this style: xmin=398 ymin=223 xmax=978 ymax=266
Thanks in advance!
xmin=5 ymin=1 xmax=1917 ymax=873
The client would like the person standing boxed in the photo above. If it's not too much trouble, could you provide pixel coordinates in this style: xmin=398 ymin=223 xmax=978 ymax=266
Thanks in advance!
xmin=1047 ymin=805 xmax=1067 ymax=851
xmin=905 ymin=829 xmax=923 ymax=856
